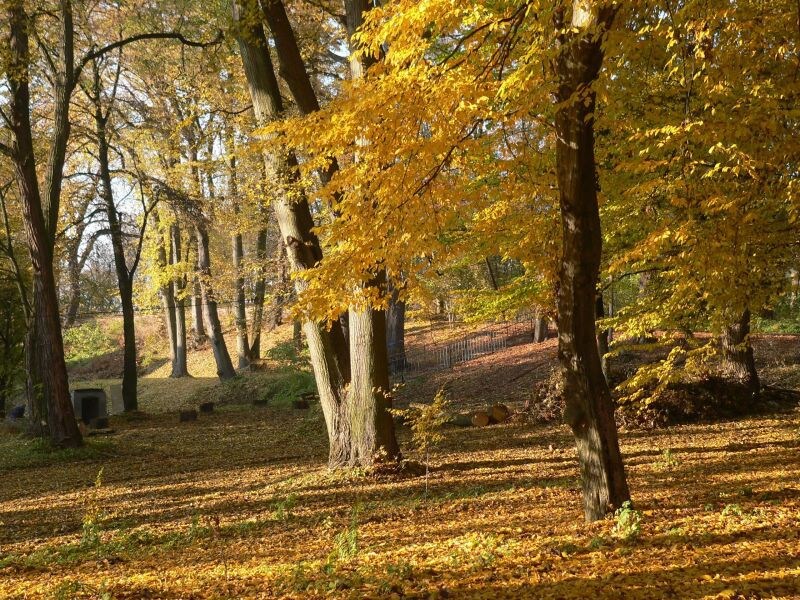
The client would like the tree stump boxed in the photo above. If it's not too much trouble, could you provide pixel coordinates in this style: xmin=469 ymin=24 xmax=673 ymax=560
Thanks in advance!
xmin=199 ymin=402 xmax=215 ymax=414
xmin=491 ymin=404 xmax=511 ymax=424
xmin=179 ymin=409 xmax=198 ymax=422
xmin=472 ymin=410 xmax=491 ymax=427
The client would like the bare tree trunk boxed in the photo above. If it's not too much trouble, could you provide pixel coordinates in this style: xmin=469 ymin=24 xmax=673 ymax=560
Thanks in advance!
xmin=63 ymin=255 xmax=82 ymax=328
xmin=170 ymin=223 xmax=189 ymax=377
xmin=155 ymin=217 xmax=179 ymax=374
xmin=386 ymin=285 xmax=406 ymax=373
xmin=191 ymin=278 xmax=206 ymax=344
xmin=93 ymin=66 xmax=138 ymax=411
xmin=331 ymin=301 xmax=400 ymax=465
xmin=596 ymin=292 xmax=610 ymax=381
xmin=249 ymin=227 xmax=269 ymax=358
xmin=554 ymin=2 xmax=628 ymax=522
xmin=195 ymin=224 xmax=237 ymax=380
xmin=232 ymin=230 xmax=250 ymax=368
xmin=533 ymin=309 xmax=549 ymax=343
xmin=720 ymin=309 xmax=760 ymax=396
xmin=188 ymin=229 xmax=207 ymax=346
xmin=24 ymin=309 xmax=46 ymax=437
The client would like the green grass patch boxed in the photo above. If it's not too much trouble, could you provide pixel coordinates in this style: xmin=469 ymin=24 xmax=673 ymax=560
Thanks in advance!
xmin=0 ymin=436 xmax=117 ymax=471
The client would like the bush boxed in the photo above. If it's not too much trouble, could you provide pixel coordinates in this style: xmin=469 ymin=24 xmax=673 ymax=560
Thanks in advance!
xmin=261 ymin=370 xmax=317 ymax=407
xmin=191 ymin=369 xmax=317 ymax=408
xmin=612 ymin=501 xmax=642 ymax=542
xmin=63 ymin=321 xmax=118 ymax=366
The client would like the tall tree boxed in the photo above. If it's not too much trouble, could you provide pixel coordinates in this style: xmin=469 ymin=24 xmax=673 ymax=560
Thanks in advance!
xmin=554 ymin=1 xmax=630 ymax=521
xmin=2 ymin=0 xmax=82 ymax=446
xmin=86 ymin=57 xmax=157 ymax=412
xmin=233 ymin=0 xmax=400 ymax=466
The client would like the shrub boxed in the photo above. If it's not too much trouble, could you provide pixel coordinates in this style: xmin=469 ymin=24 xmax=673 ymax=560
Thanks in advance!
xmin=63 ymin=322 xmax=118 ymax=365
xmin=612 ymin=501 xmax=642 ymax=542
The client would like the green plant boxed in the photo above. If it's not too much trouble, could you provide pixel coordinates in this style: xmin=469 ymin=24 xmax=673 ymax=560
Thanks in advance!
xmin=657 ymin=448 xmax=680 ymax=470
xmin=262 ymin=370 xmax=317 ymax=407
xmin=611 ymin=501 xmax=642 ymax=542
xmin=63 ymin=322 xmax=118 ymax=366
xmin=81 ymin=468 xmax=105 ymax=548
xmin=588 ymin=535 xmax=607 ymax=550
xmin=266 ymin=340 xmax=309 ymax=365
xmin=187 ymin=513 xmax=209 ymax=541
xmin=0 ymin=436 xmax=116 ymax=471
xmin=391 ymin=386 xmax=450 ymax=493
xmin=721 ymin=503 xmax=744 ymax=517
xmin=271 ymin=494 xmax=298 ymax=521
xmin=328 ymin=506 xmax=360 ymax=564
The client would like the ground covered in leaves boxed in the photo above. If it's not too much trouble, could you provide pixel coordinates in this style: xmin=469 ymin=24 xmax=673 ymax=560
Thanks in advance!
xmin=3 ymin=328 xmax=800 ymax=598
xmin=2 ymin=399 xmax=799 ymax=598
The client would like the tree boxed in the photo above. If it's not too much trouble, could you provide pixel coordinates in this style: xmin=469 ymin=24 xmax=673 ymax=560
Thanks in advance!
xmin=1 ymin=0 xmax=220 ymax=443
xmin=233 ymin=0 xmax=400 ymax=466
xmin=552 ymin=2 xmax=629 ymax=521
xmin=2 ymin=0 xmax=83 ymax=446
xmin=85 ymin=56 xmax=158 ymax=411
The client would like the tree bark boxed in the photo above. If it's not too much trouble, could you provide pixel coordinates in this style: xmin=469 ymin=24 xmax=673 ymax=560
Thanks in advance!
xmin=155 ymin=215 xmax=179 ymax=374
xmin=195 ymin=223 xmax=237 ymax=380
xmin=5 ymin=0 xmax=82 ymax=447
xmin=232 ymin=229 xmax=249 ymax=368
xmin=62 ymin=221 xmax=95 ymax=328
xmin=331 ymin=300 xmax=400 ymax=465
xmin=190 ymin=277 xmax=207 ymax=345
xmin=596 ymin=292 xmax=610 ymax=381
xmin=227 ymin=142 xmax=250 ymax=369
xmin=187 ymin=226 xmax=207 ymax=346
xmin=720 ymin=309 xmax=760 ymax=395
xmin=171 ymin=224 xmax=190 ymax=377
xmin=554 ymin=1 xmax=628 ymax=521
xmin=533 ymin=309 xmax=549 ymax=343
xmin=386 ymin=285 xmax=406 ymax=373
xmin=249 ymin=227 xmax=270 ymax=358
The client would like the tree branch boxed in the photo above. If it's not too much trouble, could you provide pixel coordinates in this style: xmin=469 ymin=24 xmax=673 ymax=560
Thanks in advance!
xmin=75 ymin=30 xmax=223 ymax=81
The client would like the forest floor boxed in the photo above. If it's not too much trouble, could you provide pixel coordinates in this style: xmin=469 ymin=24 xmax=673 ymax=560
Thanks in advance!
xmin=1 ymin=324 xmax=800 ymax=599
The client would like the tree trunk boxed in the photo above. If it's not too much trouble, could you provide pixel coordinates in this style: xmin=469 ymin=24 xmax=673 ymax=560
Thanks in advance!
xmin=189 ymin=227 xmax=207 ymax=346
xmin=720 ymin=309 xmax=760 ymax=395
xmin=6 ymin=0 xmax=81 ymax=447
xmin=533 ymin=309 xmax=549 ymax=343
xmin=330 ymin=302 xmax=400 ymax=466
xmin=171 ymin=224 xmax=189 ymax=377
xmin=191 ymin=279 xmax=206 ymax=344
xmin=232 ymin=230 xmax=250 ymax=368
xmin=155 ymin=214 xmax=179 ymax=374
xmin=248 ymin=227 xmax=269 ymax=358
xmin=63 ymin=254 xmax=82 ymax=327
xmin=195 ymin=224 xmax=237 ymax=380
xmin=554 ymin=2 xmax=628 ymax=522
xmin=386 ymin=286 xmax=406 ymax=373
xmin=596 ymin=292 xmax=610 ymax=382
xmin=119 ymin=280 xmax=138 ymax=411
xmin=94 ymin=75 xmax=138 ymax=412
xmin=24 ymin=308 xmax=46 ymax=437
